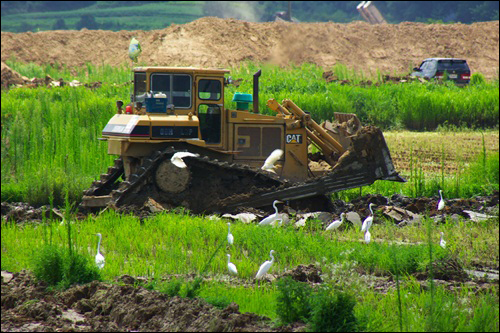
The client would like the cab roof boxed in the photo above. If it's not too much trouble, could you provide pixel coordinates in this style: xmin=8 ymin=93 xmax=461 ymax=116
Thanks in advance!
xmin=133 ymin=66 xmax=230 ymax=75
xmin=423 ymin=58 xmax=467 ymax=62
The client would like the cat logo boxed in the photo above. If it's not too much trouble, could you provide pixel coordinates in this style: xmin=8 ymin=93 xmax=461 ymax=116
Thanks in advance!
xmin=286 ymin=134 xmax=303 ymax=144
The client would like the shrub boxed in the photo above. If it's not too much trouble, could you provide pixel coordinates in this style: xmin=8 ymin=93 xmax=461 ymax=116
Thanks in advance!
xmin=308 ymin=287 xmax=359 ymax=332
xmin=32 ymin=245 xmax=64 ymax=286
xmin=161 ymin=278 xmax=183 ymax=297
xmin=276 ymin=276 xmax=313 ymax=324
xmin=470 ymin=73 xmax=486 ymax=85
xmin=31 ymin=244 xmax=101 ymax=289
xmin=276 ymin=276 xmax=360 ymax=331
xmin=60 ymin=253 xmax=101 ymax=289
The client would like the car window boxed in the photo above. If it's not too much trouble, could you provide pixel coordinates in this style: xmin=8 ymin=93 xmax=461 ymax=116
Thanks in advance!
xmin=427 ymin=61 xmax=437 ymax=71
xmin=437 ymin=60 xmax=469 ymax=71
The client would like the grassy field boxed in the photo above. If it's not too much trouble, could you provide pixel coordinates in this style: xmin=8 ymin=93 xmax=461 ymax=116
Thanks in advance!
xmin=1 ymin=207 xmax=498 ymax=330
xmin=1 ymin=2 xmax=205 ymax=32
xmin=1 ymin=61 xmax=499 ymax=205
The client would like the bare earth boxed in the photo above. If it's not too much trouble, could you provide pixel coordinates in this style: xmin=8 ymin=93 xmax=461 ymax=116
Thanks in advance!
xmin=1 ymin=18 xmax=499 ymax=79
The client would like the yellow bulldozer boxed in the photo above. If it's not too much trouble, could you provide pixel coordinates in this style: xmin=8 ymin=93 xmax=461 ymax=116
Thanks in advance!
xmin=82 ymin=67 xmax=404 ymax=213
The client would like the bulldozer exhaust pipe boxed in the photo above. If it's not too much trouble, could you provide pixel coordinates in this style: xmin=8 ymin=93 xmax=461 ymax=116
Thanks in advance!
xmin=253 ymin=70 xmax=261 ymax=113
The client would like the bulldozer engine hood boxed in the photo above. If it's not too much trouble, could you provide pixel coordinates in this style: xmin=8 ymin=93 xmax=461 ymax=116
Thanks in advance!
xmin=102 ymin=114 xmax=200 ymax=140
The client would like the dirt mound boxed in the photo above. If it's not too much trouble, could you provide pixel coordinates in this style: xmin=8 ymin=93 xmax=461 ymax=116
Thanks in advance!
xmin=1 ymin=270 xmax=304 ymax=332
xmin=280 ymin=264 xmax=323 ymax=283
xmin=1 ymin=18 xmax=498 ymax=79
xmin=1 ymin=62 xmax=26 ymax=88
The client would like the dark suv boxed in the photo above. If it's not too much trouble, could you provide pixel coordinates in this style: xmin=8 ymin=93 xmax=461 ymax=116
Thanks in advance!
xmin=411 ymin=58 xmax=471 ymax=85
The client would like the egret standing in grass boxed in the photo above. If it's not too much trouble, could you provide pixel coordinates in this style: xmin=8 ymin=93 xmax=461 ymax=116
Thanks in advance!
xmin=95 ymin=233 xmax=105 ymax=270
xmin=361 ymin=203 xmax=376 ymax=232
xmin=171 ymin=152 xmax=200 ymax=168
xmin=437 ymin=190 xmax=445 ymax=211
xmin=261 ymin=149 xmax=283 ymax=173
xmin=326 ymin=212 xmax=346 ymax=232
xmin=227 ymin=222 xmax=234 ymax=246
xmin=439 ymin=232 xmax=446 ymax=249
xmin=255 ymin=250 xmax=275 ymax=279
xmin=364 ymin=229 xmax=371 ymax=244
xmin=227 ymin=254 xmax=238 ymax=275
xmin=437 ymin=189 xmax=446 ymax=222
xmin=259 ymin=200 xmax=283 ymax=226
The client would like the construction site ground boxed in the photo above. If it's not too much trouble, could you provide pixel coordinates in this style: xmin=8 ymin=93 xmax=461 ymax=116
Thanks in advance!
xmin=1 ymin=18 xmax=499 ymax=80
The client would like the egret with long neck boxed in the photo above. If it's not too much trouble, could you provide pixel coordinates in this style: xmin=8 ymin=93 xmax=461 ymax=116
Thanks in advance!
xmin=227 ymin=222 xmax=234 ymax=245
xmin=255 ymin=250 xmax=275 ymax=279
xmin=361 ymin=203 xmax=375 ymax=232
xmin=259 ymin=200 xmax=283 ymax=226
xmin=95 ymin=233 xmax=105 ymax=270
xmin=438 ymin=190 xmax=445 ymax=211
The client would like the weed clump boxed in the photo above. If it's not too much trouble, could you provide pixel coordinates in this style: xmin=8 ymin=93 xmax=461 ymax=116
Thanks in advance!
xmin=31 ymin=244 xmax=101 ymax=289
xmin=161 ymin=278 xmax=183 ymax=297
xmin=309 ymin=287 xmax=358 ymax=332
xmin=276 ymin=276 xmax=312 ymax=324
xmin=31 ymin=245 xmax=64 ymax=286
xmin=276 ymin=276 xmax=360 ymax=332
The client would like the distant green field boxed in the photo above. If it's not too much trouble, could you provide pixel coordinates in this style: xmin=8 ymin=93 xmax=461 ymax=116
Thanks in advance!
xmin=1 ymin=2 xmax=205 ymax=32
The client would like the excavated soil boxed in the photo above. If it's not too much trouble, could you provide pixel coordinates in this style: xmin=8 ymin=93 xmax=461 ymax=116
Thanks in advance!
xmin=1 ymin=270 xmax=306 ymax=332
xmin=1 ymin=18 xmax=499 ymax=82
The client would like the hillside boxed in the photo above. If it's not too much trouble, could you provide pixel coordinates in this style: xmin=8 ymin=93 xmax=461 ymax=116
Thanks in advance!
xmin=1 ymin=18 xmax=499 ymax=79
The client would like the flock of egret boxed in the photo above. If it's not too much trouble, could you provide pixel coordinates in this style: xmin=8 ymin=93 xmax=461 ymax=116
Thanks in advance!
xmin=226 ymin=221 xmax=276 ymax=279
xmin=93 ymin=150 xmax=448 ymax=279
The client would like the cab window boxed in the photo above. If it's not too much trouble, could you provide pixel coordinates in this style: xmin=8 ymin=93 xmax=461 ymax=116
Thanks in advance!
xmin=150 ymin=73 xmax=192 ymax=108
xmin=134 ymin=72 xmax=147 ymax=103
xmin=198 ymin=79 xmax=221 ymax=100
xmin=198 ymin=104 xmax=221 ymax=144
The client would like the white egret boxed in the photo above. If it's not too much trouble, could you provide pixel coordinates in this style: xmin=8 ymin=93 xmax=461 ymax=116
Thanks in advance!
xmin=261 ymin=149 xmax=284 ymax=173
xmin=258 ymin=200 xmax=283 ymax=226
xmin=361 ymin=203 xmax=376 ymax=232
xmin=437 ymin=190 xmax=445 ymax=211
xmin=364 ymin=229 xmax=371 ymax=244
xmin=227 ymin=222 xmax=234 ymax=245
xmin=95 ymin=233 xmax=105 ymax=270
xmin=227 ymin=254 xmax=238 ymax=275
xmin=326 ymin=212 xmax=346 ymax=231
xmin=255 ymin=250 xmax=275 ymax=279
xmin=439 ymin=232 xmax=446 ymax=249
xmin=171 ymin=152 xmax=199 ymax=168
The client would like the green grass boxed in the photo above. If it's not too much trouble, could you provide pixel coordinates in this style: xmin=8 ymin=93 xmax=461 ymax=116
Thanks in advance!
xmin=0 ymin=210 xmax=468 ymax=280
xmin=1 ymin=60 xmax=498 ymax=206
xmin=1 ymin=208 xmax=498 ymax=331
xmin=1 ymin=2 xmax=205 ymax=32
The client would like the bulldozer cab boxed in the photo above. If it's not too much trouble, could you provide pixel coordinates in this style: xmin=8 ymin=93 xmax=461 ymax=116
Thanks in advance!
xmin=130 ymin=67 xmax=228 ymax=146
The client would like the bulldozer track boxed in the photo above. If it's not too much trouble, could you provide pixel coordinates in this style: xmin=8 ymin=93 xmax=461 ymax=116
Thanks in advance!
xmin=81 ymin=126 xmax=404 ymax=213
xmin=81 ymin=147 xmax=285 ymax=213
